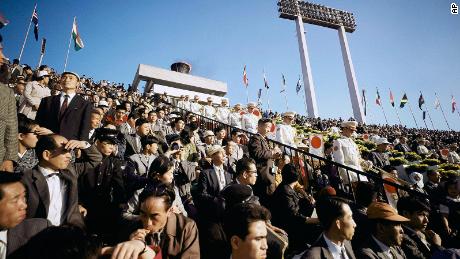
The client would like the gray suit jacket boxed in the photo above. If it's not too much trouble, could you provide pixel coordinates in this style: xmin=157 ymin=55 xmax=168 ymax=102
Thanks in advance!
xmin=128 ymin=153 xmax=157 ymax=176
xmin=301 ymin=234 xmax=356 ymax=259
xmin=7 ymin=218 xmax=50 ymax=258
xmin=0 ymin=83 xmax=18 ymax=163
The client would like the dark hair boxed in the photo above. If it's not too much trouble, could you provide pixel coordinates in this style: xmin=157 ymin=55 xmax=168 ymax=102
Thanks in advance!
xmin=115 ymin=104 xmax=126 ymax=111
xmin=231 ymin=129 xmax=241 ymax=137
xmin=128 ymin=111 xmax=139 ymax=120
xmin=355 ymin=182 xmax=377 ymax=207
xmin=135 ymin=118 xmax=149 ymax=128
xmin=35 ymin=134 xmax=60 ymax=162
xmin=257 ymin=118 xmax=272 ymax=126
xmin=316 ymin=197 xmax=349 ymax=230
xmin=397 ymin=196 xmax=430 ymax=215
xmin=24 ymin=226 xmax=102 ymax=259
xmin=281 ymin=163 xmax=299 ymax=184
xmin=223 ymin=203 xmax=271 ymax=241
xmin=148 ymin=155 xmax=174 ymax=180
xmin=214 ymin=126 xmax=225 ymax=134
xmin=18 ymin=115 xmax=38 ymax=134
xmin=188 ymin=122 xmax=199 ymax=131
xmin=172 ymin=117 xmax=185 ymax=126
xmin=0 ymin=172 xmax=23 ymax=200
xmin=235 ymin=157 xmax=256 ymax=176
xmin=140 ymin=135 xmax=159 ymax=149
xmin=179 ymin=129 xmax=192 ymax=145
xmin=139 ymin=183 xmax=175 ymax=210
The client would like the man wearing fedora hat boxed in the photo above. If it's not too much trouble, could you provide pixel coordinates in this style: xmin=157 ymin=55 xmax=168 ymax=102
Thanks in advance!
xmin=357 ymin=202 xmax=409 ymax=259
xmin=333 ymin=121 xmax=368 ymax=183
xmin=36 ymin=71 xmax=92 ymax=141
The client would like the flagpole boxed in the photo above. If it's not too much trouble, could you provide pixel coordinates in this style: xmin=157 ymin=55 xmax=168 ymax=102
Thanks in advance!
xmin=393 ymin=106 xmax=402 ymax=125
xmin=63 ymin=16 xmax=76 ymax=72
xmin=407 ymin=102 xmax=419 ymax=128
xmin=18 ymin=3 xmax=36 ymax=62
xmin=302 ymin=91 xmax=308 ymax=116
xmin=419 ymin=91 xmax=429 ymax=129
xmin=425 ymin=109 xmax=435 ymax=130
xmin=266 ymin=87 xmax=270 ymax=111
xmin=379 ymin=105 xmax=389 ymax=125
xmin=245 ymin=86 xmax=249 ymax=104
xmin=435 ymin=92 xmax=452 ymax=131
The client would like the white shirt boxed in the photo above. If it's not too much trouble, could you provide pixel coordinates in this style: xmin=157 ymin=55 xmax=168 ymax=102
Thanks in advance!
xmin=213 ymin=164 xmax=227 ymax=191
xmin=0 ymin=230 xmax=7 ymax=259
xmin=323 ymin=233 xmax=349 ymax=259
xmin=60 ymin=92 xmax=76 ymax=107
xmin=38 ymin=166 xmax=67 ymax=226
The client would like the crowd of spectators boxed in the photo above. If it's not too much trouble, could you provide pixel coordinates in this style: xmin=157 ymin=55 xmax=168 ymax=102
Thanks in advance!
xmin=1 ymin=34 xmax=460 ymax=259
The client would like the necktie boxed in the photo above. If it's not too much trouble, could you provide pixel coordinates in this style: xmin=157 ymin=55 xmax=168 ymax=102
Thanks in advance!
xmin=340 ymin=248 xmax=347 ymax=259
xmin=60 ymin=95 xmax=69 ymax=118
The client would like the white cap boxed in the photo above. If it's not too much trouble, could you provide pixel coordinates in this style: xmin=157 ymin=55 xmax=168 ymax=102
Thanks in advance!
xmin=37 ymin=70 xmax=49 ymax=78
xmin=282 ymin=111 xmax=296 ymax=117
xmin=247 ymin=102 xmax=256 ymax=108
xmin=98 ymin=100 xmax=109 ymax=107
xmin=375 ymin=137 xmax=390 ymax=145
xmin=340 ymin=121 xmax=358 ymax=129
xmin=203 ymin=130 xmax=215 ymax=138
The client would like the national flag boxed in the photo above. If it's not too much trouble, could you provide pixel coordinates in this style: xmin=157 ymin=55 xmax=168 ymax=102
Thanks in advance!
xmin=263 ymin=71 xmax=269 ymax=89
xmin=376 ymin=89 xmax=381 ymax=106
xmin=423 ymin=111 xmax=426 ymax=120
xmin=362 ymin=89 xmax=367 ymax=116
xmin=295 ymin=77 xmax=302 ymax=94
xmin=434 ymin=97 xmax=441 ymax=109
xmin=390 ymin=90 xmax=395 ymax=107
xmin=72 ymin=18 xmax=84 ymax=51
xmin=0 ymin=12 xmax=9 ymax=28
xmin=452 ymin=95 xmax=457 ymax=113
xmin=418 ymin=93 xmax=425 ymax=110
xmin=32 ymin=7 xmax=39 ymax=41
xmin=280 ymin=74 xmax=286 ymax=93
xmin=257 ymin=88 xmax=262 ymax=100
xmin=243 ymin=65 xmax=248 ymax=87
xmin=400 ymin=93 xmax=408 ymax=108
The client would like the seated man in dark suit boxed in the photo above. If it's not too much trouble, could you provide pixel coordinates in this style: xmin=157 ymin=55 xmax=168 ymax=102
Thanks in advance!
xmin=35 ymin=71 xmax=92 ymax=141
xmin=301 ymin=197 xmax=357 ymax=259
xmin=0 ymin=172 xmax=49 ymax=258
xmin=397 ymin=197 xmax=443 ymax=259
xmin=196 ymin=145 xmax=232 ymax=215
xmin=357 ymin=202 xmax=409 ymax=259
xmin=21 ymin=134 xmax=101 ymax=229
xmin=124 ymin=118 xmax=151 ymax=158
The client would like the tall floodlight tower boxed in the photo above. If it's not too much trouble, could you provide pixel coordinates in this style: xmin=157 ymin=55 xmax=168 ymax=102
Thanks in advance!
xmin=278 ymin=0 xmax=366 ymax=123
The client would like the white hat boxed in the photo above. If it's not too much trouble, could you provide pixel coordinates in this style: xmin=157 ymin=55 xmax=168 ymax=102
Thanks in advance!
xmin=375 ymin=137 xmax=390 ymax=145
xmin=203 ymin=130 xmax=215 ymax=138
xmin=206 ymin=145 xmax=224 ymax=157
xmin=98 ymin=100 xmax=109 ymax=107
xmin=62 ymin=71 xmax=80 ymax=81
xmin=282 ymin=111 xmax=296 ymax=117
xmin=247 ymin=102 xmax=256 ymax=108
xmin=37 ymin=70 xmax=49 ymax=78
xmin=340 ymin=121 xmax=358 ymax=129
xmin=207 ymin=97 xmax=213 ymax=101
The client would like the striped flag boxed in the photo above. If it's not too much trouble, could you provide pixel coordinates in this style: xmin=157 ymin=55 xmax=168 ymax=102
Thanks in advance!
xmin=243 ymin=65 xmax=248 ymax=87
xmin=376 ymin=89 xmax=381 ymax=106
xmin=263 ymin=71 xmax=269 ymax=89
xmin=32 ymin=6 xmax=39 ymax=41
xmin=72 ymin=18 xmax=84 ymax=51
xmin=390 ymin=90 xmax=395 ymax=107
xmin=295 ymin=76 xmax=302 ymax=94
xmin=400 ymin=93 xmax=408 ymax=108
xmin=418 ymin=93 xmax=425 ymax=110
xmin=280 ymin=74 xmax=286 ymax=93
xmin=452 ymin=95 xmax=457 ymax=113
